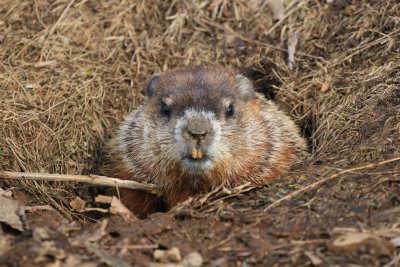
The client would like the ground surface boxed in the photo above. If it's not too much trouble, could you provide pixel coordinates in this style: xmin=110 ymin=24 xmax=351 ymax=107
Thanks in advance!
xmin=0 ymin=0 xmax=399 ymax=266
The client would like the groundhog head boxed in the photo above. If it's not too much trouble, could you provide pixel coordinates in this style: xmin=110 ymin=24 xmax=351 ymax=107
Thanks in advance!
xmin=139 ymin=66 xmax=254 ymax=176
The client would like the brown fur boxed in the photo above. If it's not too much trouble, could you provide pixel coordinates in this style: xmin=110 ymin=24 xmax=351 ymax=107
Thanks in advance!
xmin=105 ymin=66 xmax=308 ymax=217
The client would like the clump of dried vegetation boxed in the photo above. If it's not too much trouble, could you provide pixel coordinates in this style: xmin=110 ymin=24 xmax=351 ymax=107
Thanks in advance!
xmin=0 ymin=0 xmax=399 ymax=220
xmin=1 ymin=0 xmax=399 ymax=265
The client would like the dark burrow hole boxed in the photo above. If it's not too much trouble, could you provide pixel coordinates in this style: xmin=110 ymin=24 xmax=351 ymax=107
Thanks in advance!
xmin=241 ymin=65 xmax=315 ymax=150
xmin=109 ymin=231 xmax=120 ymax=238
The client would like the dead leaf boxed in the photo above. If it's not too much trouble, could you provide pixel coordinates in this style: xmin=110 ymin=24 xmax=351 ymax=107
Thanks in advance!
xmin=304 ymin=251 xmax=323 ymax=265
xmin=70 ymin=197 xmax=86 ymax=212
xmin=0 ymin=195 xmax=28 ymax=232
xmin=320 ymin=81 xmax=330 ymax=93
xmin=327 ymin=232 xmax=395 ymax=256
xmin=110 ymin=197 xmax=138 ymax=222
xmin=0 ymin=188 xmax=12 ymax=198
xmin=267 ymin=0 xmax=285 ymax=20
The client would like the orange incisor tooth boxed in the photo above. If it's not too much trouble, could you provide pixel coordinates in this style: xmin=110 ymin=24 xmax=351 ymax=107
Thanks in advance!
xmin=192 ymin=148 xmax=198 ymax=159
xmin=192 ymin=148 xmax=203 ymax=159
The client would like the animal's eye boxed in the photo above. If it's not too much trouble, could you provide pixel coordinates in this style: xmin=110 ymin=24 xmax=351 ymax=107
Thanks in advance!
xmin=160 ymin=103 xmax=170 ymax=116
xmin=226 ymin=104 xmax=234 ymax=117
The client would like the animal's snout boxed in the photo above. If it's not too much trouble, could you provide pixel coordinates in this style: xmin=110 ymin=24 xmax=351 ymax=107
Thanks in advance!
xmin=183 ymin=117 xmax=213 ymax=159
xmin=185 ymin=118 xmax=211 ymax=143
xmin=175 ymin=110 xmax=222 ymax=171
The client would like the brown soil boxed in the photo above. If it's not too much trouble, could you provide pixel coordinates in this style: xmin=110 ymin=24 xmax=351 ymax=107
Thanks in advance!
xmin=0 ymin=0 xmax=399 ymax=266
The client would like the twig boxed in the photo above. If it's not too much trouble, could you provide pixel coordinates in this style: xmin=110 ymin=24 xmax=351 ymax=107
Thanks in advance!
xmin=102 ymin=244 xmax=158 ymax=250
xmin=271 ymin=239 xmax=329 ymax=250
xmin=208 ymin=234 xmax=233 ymax=250
xmin=268 ymin=231 xmax=328 ymax=237
xmin=194 ymin=17 xmax=324 ymax=61
xmin=290 ymin=239 xmax=329 ymax=245
xmin=24 ymin=205 xmax=54 ymax=212
xmin=0 ymin=171 xmax=159 ymax=195
xmin=365 ymin=170 xmax=400 ymax=175
xmin=384 ymin=253 xmax=400 ymax=267
xmin=264 ymin=156 xmax=400 ymax=212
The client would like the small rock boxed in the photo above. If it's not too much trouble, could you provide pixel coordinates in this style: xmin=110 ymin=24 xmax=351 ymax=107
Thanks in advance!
xmin=182 ymin=252 xmax=203 ymax=267
xmin=168 ymin=247 xmax=182 ymax=261
xmin=154 ymin=247 xmax=181 ymax=262
xmin=154 ymin=249 xmax=166 ymax=261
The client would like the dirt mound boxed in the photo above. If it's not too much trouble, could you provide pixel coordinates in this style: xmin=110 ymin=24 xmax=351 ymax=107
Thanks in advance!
xmin=0 ymin=0 xmax=399 ymax=266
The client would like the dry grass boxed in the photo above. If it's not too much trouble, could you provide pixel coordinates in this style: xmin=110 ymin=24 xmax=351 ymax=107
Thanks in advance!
xmin=0 ymin=0 xmax=399 ymax=219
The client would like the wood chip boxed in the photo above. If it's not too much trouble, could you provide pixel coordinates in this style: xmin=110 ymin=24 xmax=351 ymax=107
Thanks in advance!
xmin=70 ymin=197 xmax=86 ymax=212
xmin=95 ymin=194 xmax=113 ymax=204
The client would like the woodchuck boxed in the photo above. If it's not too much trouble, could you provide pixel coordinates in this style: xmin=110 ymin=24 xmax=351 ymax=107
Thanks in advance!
xmin=107 ymin=65 xmax=308 ymax=218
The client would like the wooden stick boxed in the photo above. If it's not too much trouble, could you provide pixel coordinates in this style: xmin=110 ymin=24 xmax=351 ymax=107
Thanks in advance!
xmin=263 ymin=156 xmax=400 ymax=212
xmin=102 ymin=244 xmax=158 ymax=250
xmin=0 ymin=171 xmax=160 ymax=195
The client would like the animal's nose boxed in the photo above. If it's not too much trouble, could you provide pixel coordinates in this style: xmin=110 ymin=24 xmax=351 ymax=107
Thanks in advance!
xmin=185 ymin=118 xmax=211 ymax=143
xmin=187 ymin=129 xmax=208 ymax=140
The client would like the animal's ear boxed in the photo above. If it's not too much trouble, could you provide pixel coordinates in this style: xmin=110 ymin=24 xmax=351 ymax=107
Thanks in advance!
xmin=236 ymin=74 xmax=254 ymax=101
xmin=146 ymin=73 xmax=161 ymax=98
